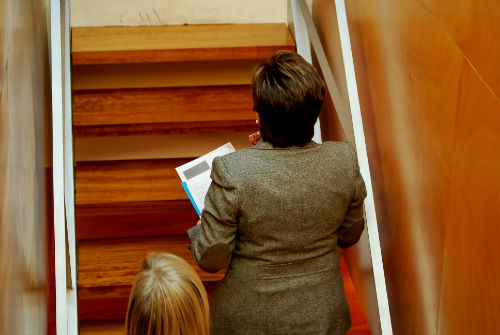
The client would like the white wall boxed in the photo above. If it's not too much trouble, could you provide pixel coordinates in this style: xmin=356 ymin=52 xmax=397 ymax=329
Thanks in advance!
xmin=70 ymin=0 xmax=287 ymax=27
xmin=0 ymin=0 xmax=51 ymax=333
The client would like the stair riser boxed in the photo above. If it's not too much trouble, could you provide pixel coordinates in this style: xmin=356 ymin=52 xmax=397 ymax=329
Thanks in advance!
xmin=74 ymin=120 xmax=258 ymax=137
xmin=76 ymin=200 xmax=198 ymax=240
xmin=73 ymin=46 xmax=295 ymax=65
xmin=78 ymin=282 xmax=218 ymax=321
xmin=73 ymin=85 xmax=253 ymax=126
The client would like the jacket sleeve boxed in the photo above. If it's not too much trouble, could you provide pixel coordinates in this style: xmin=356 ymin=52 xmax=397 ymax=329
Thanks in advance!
xmin=187 ymin=156 xmax=238 ymax=272
xmin=338 ymin=144 xmax=367 ymax=248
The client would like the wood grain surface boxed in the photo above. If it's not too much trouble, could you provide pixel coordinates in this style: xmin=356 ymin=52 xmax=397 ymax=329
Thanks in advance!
xmin=78 ymin=235 xmax=224 ymax=291
xmin=71 ymin=60 xmax=258 ymax=90
xmin=311 ymin=0 xmax=500 ymax=333
xmin=78 ymin=256 xmax=368 ymax=333
xmin=436 ymin=57 xmax=500 ymax=333
xmin=75 ymin=158 xmax=190 ymax=205
xmin=74 ymin=120 xmax=258 ymax=137
xmin=76 ymin=200 xmax=198 ymax=240
xmin=72 ymin=24 xmax=295 ymax=65
xmin=73 ymin=85 xmax=253 ymax=125
xmin=80 ymin=320 xmax=124 ymax=335
xmin=421 ymin=0 xmax=500 ymax=99
xmin=78 ymin=282 xmax=219 ymax=322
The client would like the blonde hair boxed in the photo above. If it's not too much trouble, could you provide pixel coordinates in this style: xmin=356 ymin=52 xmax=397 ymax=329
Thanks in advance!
xmin=125 ymin=253 xmax=210 ymax=335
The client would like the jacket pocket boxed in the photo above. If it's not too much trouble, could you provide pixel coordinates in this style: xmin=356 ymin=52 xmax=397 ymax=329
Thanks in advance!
xmin=257 ymin=253 xmax=336 ymax=280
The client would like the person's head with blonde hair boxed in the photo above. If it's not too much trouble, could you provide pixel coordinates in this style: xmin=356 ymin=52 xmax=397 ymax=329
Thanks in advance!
xmin=125 ymin=252 xmax=209 ymax=335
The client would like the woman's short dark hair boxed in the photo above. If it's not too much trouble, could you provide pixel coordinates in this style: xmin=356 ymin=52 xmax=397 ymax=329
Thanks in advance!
xmin=252 ymin=50 xmax=325 ymax=148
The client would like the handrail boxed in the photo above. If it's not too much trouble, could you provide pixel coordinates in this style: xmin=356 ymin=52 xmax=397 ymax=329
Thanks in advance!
xmin=63 ymin=0 xmax=79 ymax=329
xmin=289 ymin=0 xmax=393 ymax=334
xmin=51 ymin=0 xmax=78 ymax=333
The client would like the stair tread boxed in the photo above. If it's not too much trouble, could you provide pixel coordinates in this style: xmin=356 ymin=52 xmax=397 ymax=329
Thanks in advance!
xmin=78 ymin=258 xmax=370 ymax=333
xmin=72 ymin=23 xmax=295 ymax=65
xmin=73 ymin=85 xmax=257 ymax=137
xmin=76 ymin=158 xmax=191 ymax=205
xmin=78 ymin=235 xmax=224 ymax=292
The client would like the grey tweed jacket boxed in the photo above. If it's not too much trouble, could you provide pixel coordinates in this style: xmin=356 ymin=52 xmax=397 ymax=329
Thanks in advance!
xmin=188 ymin=140 xmax=367 ymax=335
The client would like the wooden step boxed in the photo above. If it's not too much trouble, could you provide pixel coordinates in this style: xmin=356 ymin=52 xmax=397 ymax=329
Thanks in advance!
xmin=73 ymin=85 xmax=257 ymax=137
xmin=78 ymin=235 xmax=224 ymax=299
xmin=72 ymin=23 xmax=295 ymax=65
xmin=73 ymin=133 xmax=253 ymax=162
xmin=80 ymin=319 xmax=124 ymax=335
xmin=78 ymin=258 xmax=370 ymax=334
xmin=76 ymin=158 xmax=189 ymax=205
xmin=75 ymin=159 xmax=199 ymax=240
xmin=77 ymin=235 xmax=224 ymax=321
xmin=76 ymin=200 xmax=198 ymax=240
xmin=79 ymin=282 xmax=218 ymax=322
xmin=72 ymin=60 xmax=259 ymax=90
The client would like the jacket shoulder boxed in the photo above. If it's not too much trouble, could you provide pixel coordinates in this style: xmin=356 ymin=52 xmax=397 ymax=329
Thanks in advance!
xmin=320 ymin=141 xmax=354 ymax=158
xmin=211 ymin=148 xmax=255 ymax=180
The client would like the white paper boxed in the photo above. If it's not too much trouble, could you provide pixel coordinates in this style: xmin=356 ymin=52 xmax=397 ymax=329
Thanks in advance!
xmin=176 ymin=142 xmax=235 ymax=216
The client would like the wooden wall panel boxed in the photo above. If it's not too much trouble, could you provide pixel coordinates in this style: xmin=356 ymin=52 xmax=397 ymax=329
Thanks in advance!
xmin=421 ymin=0 xmax=500 ymax=99
xmin=312 ymin=0 xmax=500 ymax=333
xmin=0 ymin=0 xmax=51 ymax=333
xmin=437 ymin=59 xmax=500 ymax=334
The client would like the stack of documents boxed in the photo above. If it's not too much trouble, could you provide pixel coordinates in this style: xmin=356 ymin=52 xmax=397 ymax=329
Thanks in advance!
xmin=175 ymin=143 xmax=235 ymax=216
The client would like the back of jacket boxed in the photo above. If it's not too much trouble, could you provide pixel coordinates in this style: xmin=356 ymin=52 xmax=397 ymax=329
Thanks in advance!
xmin=187 ymin=140 xmax=367 ymax=335
xmin=227 ymin=140 xmax=362 ymax=264
xmin=189 ymin=139 xmax=366 ymax=270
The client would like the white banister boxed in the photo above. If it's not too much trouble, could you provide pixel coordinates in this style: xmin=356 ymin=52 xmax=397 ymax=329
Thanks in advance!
xmin=50 ymin=0 xmax=78 ymax=333
xmin=63 ymin=0 xmax=79 ymax=331
xmin=334 ymin=1 xmax=393 ymax=333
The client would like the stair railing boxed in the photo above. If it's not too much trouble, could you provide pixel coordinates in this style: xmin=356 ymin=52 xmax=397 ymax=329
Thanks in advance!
xmin=50 ymin=0 xmax=78 ymax=333
xmin=288 ymin=1 xmax=393 ymax=334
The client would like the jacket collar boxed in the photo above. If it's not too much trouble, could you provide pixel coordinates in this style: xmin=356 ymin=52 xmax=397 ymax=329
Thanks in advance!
xmin=251 ymin=139 xmax=318 ymax=150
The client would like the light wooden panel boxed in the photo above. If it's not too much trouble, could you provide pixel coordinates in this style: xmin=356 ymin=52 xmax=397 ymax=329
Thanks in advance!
xmin=78 ymin=235 xmax=225 ymax=294
xmin=75 ymin=158 xmax=189 ymax=205
xmin=342 ymin=0 xmax=458 ymax=332
xmin=313 ymin=0 xmax=500 ymax=333
xmin=421 ymin=0 xmax=500 ymax=99
xmin=72 ymin=24 xmax=295 ymax=64
xmin=437 ymin=59 xmax=500 ymax=334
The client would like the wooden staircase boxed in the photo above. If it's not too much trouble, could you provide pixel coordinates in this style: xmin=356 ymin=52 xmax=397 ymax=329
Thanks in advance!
xmin=72 ymin=23 xmax=295 ymax=333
